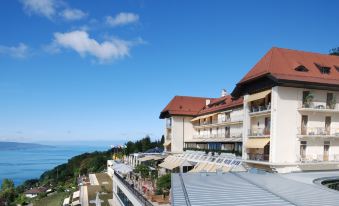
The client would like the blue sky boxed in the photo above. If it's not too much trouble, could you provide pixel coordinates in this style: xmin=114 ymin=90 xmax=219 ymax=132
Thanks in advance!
xmin=1 ymin=0 xmax=339 ymax=143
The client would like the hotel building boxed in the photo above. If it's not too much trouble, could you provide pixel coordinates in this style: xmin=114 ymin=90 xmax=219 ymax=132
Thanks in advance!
xmin=159 ymin=91 xmax=243 ymax=155
xmin=232 ymin=47 xmax=339 ymax=172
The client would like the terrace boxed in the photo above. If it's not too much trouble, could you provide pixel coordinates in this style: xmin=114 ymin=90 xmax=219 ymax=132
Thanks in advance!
xmin=248 ymin=127 xmax=270 ymax=137
xmin=298 ymin=127 xmax=339 ymax=138
xmin=298 ymin=92 xmax=339 ymax=113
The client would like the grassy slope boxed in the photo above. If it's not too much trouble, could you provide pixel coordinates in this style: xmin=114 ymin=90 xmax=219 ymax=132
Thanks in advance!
xmin=33 ymin=192 xmax=68 ymax=206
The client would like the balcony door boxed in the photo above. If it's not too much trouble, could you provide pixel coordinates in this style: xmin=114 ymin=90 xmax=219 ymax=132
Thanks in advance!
xmin=324 ymin=141 xmax=330 ymax=161
xmin=264 ymin=117 xmax=270 ymax=135
xmin=225 ymin=127 xmax=230 ymax=138
xmin=325 ymin=116 xmax=331 ymax=135
xmin=301 ymin=115 xmax=308 ymax=135
xmin=300 ymin=141 xmax=307 ymax=160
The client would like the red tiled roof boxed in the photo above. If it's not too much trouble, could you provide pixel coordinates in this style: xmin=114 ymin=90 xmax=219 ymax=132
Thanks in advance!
xmin=159 ymin=95 xmax=243 ymax=118
xmin=159 ymin=96 xmax=212 ymax=119
xmin=239 ymin=47 xmax=339 ymax=85
xmin=198 ymin=95 xmax=243 ymax=115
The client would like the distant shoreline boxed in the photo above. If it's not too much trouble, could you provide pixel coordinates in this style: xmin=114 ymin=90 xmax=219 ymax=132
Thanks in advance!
xmin=0 ymin=141 xmax=54 ymax=151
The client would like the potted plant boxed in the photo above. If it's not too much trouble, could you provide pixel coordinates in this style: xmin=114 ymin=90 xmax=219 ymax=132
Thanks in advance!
xmin=303 ymin=93 xmax=314 ymax=108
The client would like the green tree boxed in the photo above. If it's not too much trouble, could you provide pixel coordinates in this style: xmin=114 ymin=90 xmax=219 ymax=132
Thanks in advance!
xmin=156 ymin=174 xmax=171 ymax=195
xmin=0 ymin=179 xmax=16 ymax=204
xmin=134 ymin=164 xmax=150 ymax=178
xmin=125 ymin=141 xmax=136 ymax=155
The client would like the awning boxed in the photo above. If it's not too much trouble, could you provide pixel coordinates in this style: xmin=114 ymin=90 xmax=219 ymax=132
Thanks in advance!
xmin=191 ymin=113 xmax=218 ymax=122
xmin=138 ymin=156 xmax=164 ymax=162
xmin=163 ymin=141 xmax=171 ymax=146
xmin=247 ymin=90 xmax=271 ymax=102
xmin=159 ymin=161 xmax=180 ymax=170
xmin=245 ymin=138 xmax=270 ymax=149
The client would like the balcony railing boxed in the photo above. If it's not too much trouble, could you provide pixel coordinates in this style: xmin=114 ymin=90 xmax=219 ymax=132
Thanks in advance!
xmin=298 ymin=127 xmax=339 ymax=137
xmin=193 ymin=133 xmax=242 ymax=139
xmin=183 ymin=147 xmax=242 ymax=156
xmin=248 ymin=128 xmax=270 ymax=136
xmin=166 ymin=134 xmax=172 ymax=140
xmin=194 ymin=116 xmax=243 ymax=127
xmin=298 ymin=154 xmax=339 ymax=162
xmin=247 ymin=153 xmax=269 ymax=161
xmin=249 ymin=104 xmax=271 ymax=114
xmin=114 ymin=171 xmax=153 ymax=206
xmin=299 ymin=100 xmax=338 ymax=111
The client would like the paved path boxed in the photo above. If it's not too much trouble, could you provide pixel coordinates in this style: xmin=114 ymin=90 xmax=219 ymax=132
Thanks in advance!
xmin=80 ymin=186 xmax=89 ymax=206
xmin=89 ymin=173 xmax=99 ymax=185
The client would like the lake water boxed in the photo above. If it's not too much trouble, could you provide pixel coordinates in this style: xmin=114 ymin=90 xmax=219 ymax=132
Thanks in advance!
xmin=0 ymin=144 xmax=113 ymax=186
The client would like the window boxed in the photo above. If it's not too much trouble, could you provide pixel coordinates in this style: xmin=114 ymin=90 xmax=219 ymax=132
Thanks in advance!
xmin=315 ymin=63 xmax=331 ymax=74
xmin=117 ymin=187 xmax=134 ymax=206
xmin=295 ymin=65 xmax=308 ymax=72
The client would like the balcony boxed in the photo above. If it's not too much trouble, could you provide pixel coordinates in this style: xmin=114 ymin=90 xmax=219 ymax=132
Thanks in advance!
xmin=248 ymin=128 xmax=270 ymax=137
xmin=192 ymin=133 xmax=242 ymax=140
xmin=298 ymin=127 xmax=339 ymax=138
xmin=249 ymin=104 xmax=271 ymax=117
xmin=247 ymin=153 xmax=269 ymax=161
xmin=298 ymin=154 xmax=339 ymax=162
xmin=166 ymin=134 xmax=172 ymax=140
xmin=193 ymin=116 xmax=243 ymax=128
xmin=183 ymin=147 xmax=242 ymax=156
xmin=298 ymin=99 xmax=339 ymax=113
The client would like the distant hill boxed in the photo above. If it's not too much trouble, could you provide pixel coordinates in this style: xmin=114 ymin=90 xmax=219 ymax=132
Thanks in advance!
xmin=0 ymin=141 xmax=53 ymax=150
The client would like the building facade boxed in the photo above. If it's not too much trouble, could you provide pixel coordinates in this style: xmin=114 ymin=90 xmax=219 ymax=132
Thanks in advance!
xmin=232 ymin=47 xmax=339 ymax=172
xmin=160 ymin=93 xmax=243 ymax=155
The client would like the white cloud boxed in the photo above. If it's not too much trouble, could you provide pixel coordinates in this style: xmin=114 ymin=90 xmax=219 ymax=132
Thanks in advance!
xmin=0 ymin=43 xmax=29 ymax=59
xmin=20 ymin=0 xmax=57 ymax=19
xmin=20 ymin=0 xmax=87 ymax=21
xmin=106 ymin=12 xmax=139 ymax=27
xmin=60 ymin=8 xmax=87 ymax=21
xmin=52 ymin=30 xmax=132 ymax=62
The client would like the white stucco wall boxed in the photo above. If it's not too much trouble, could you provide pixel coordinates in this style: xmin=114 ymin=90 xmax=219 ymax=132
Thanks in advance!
xmin=165 ymin=116 xmax=194 ymax=153
xmin=271 ymin=86 xmax=299 ymax=163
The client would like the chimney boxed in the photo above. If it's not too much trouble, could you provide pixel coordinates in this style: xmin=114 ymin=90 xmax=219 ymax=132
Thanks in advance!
xmin=221 ymin=89 xmax=228 ymax=97
xmin=205 ymin=99 xmax=211 ymax=105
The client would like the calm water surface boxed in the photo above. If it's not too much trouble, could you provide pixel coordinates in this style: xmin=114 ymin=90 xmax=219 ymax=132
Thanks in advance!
xmin=0 ymin=144 xmax=111 ymax=185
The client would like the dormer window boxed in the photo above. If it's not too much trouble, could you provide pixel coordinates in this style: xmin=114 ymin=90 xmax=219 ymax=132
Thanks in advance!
xmin=315 ymin=63 xmax=331 ymax=74
xmin=295 ymin=65 xmax=308 ymax=72
xmin=334 ymin=65 xmax=339 ymax=72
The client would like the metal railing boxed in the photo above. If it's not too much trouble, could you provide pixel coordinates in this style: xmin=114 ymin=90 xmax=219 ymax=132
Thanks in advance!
xmin=183 ymin=147 xmax=242 ymax=156
xmin=298 ymin=154 xmax=339 ymax=162
xmin=300 ymin=100 xmax=338 ymax=110
xmin=194 ymin=116 xmax=243 ymax=127
xmin=298 ymin=127 xmax=339 ymax=136
xmin=248 ymin=128 xmax=270 ymax=136
xmin=114 ymin=171 xmax=153 ymax=206
xmin=166 ymin=134 xmax=172 ymax=140
xmin=249 ymin=104 xmax=271 ymax=113
xmin=247 ymin=153 xmax=269 ymax=161
xmin=193 ymin=133 xmax=242 ymax=139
